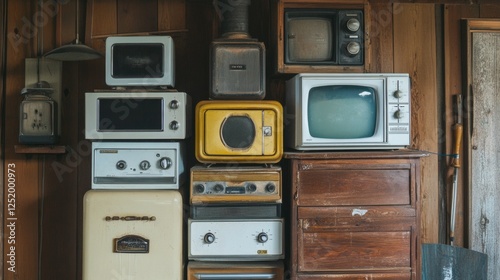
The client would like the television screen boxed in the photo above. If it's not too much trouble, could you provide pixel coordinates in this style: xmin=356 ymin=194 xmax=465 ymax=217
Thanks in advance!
xmin=111 ymin=43 xmax=164 ymax=78
xmin=308 ymin=85 xmax=376 ymax=139
xmin=287 ymin=17 xmax=333 ymax=62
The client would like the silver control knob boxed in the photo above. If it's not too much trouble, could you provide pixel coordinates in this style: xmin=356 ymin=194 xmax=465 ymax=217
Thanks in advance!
xmin=265 ymin=183 xmax=276 ymax=193
xmin=169 ymin=121 xmax=179 ymax=130
xmin=213 ymin=184 xmax=224 ymax=193
xmin=394 ymin=109 xmax=404 ymax=119
xmin=346 ymin=18 xmax=360 ymax=32
xmin=393 ymin=90 xmax=403 ymax=99
xmin=195 ymin=184 xmax=205 ymax=193
xmin=116 ymin=160 xmax=127 ymax=170
xmin=169 ymin=100 xmax=179 ymax=109
xmin=204 ymin=232 xmax=215 ymax=244
xmin=257 ymin=232 xmax=269 ymax=243
xmin=247 ymin=183 xmax=257 ymax=193
xmin=139 ymin=160 xmax=151 ymax=170
xmin=346 ymin=42 xmax=361 ymax=55
xmin=159 ymin=157 xmax=172 ymax=169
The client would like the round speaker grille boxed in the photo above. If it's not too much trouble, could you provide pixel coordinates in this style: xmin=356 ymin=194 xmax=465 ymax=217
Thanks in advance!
xmin=221 ymin=116 xmax=255 ymax=149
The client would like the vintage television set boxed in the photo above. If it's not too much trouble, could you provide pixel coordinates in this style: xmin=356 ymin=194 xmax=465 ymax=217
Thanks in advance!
xmin=195 ymin=100 xmax=283 ymax=163
xmin=285 ymin=73 xmax=411 ymax=150
xmin=105 ymin=35 xmax=175 ymax=88
xmin=272 ymin=0 xmax=367 ymax=73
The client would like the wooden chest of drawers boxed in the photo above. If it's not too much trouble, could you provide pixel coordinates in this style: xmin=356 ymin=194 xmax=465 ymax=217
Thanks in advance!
xmin=284 ymin=151 xmax=425 ymax=279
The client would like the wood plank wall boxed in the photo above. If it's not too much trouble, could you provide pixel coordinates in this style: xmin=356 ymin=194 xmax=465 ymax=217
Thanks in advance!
xmin=2 ymin=0 xmax=500 ymax=279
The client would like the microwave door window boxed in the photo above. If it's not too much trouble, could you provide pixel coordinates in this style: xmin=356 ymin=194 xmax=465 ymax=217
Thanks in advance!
xmin=98 ymin=98 xmax=163 ymax=131
xmin=308 ymin=85 xmax=376 ymax=139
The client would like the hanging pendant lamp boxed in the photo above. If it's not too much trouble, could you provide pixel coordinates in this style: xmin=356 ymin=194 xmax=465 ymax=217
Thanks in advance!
xmin=44 ymin=0 xmax=101 ymax=61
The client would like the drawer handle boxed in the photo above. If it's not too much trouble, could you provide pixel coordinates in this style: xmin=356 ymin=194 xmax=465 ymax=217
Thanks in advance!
xmin=105 ymin=216 xmax=156 ymax=221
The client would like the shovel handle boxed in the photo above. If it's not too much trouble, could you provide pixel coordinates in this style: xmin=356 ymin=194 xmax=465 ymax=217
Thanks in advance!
xmin=451 ymin=123 xmax=463 ymax=168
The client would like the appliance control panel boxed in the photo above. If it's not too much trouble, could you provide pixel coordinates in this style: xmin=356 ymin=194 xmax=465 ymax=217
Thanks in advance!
xmin=91 ymin=141 xmax=184 ymax=189
xmin=387 ymin=76 xmax=411 ymax=133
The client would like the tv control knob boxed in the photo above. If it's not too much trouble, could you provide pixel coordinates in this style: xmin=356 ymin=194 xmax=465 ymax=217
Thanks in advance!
xmin=393 ymin=90 xmax=404 ymax=99
xmin=169 ymin=100 xmax=179 ymax=109
xmin=159 ymin=157 xmax=172 ymax=169
xmin=139 ymin=160 xmax=151 ymax=170
xmin=346 ymin=18 xmax=361 ymax=32
xmin=394 ymin=109 xmax=404 ymax=119
xmin=265 ymin=183 xmax=276 ymax=193
xmin=169 ymin=121 xmax=179 ymax=130
xmin=213 ymin=184 xmax=224 ymax=193
xmin=195 ymin=184 xmax=205 ymax=193
xmin=116 ymin=160 xmax=127 ymax=170
xmin=247 ymin=183 xmax=257 ymax=193
xmin=346 ymin=42 xmax=361 ymax=56
xmin=257 ymin=232 xmax=269 ymax=243
xmin=204 ymin=233 xmax=216 ymax=244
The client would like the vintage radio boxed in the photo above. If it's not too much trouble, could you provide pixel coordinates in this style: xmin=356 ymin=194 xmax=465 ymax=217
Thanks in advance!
xmin=85 ymin=91 xmax=191 ymax=140
xmin=188 ymin=218 xmax=284 ymax=261
xmin=187 ymin=261 xmax=284 ymax=280
xmin=209 ymin=39 xmax=265 ymax=100
xmin=91 ymin=141 xmax=185 ymax=189
xmin=195 ymin=100 xmax=283 ymax=163
xmin=190 ymin=165 xmax=281 ymax=204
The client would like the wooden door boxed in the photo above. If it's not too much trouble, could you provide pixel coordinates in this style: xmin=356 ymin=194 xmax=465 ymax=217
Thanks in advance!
xmin=464 ymin=19 xmax=500 ymax=280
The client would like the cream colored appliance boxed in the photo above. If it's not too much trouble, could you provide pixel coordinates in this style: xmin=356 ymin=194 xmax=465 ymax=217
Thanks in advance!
xmin=83 ymin=189 xmax=183 ymax=280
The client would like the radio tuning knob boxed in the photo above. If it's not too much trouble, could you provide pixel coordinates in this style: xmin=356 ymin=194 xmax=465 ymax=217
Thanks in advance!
xmin=159 ymin=157 xmax=172 ymax=169
xmin=247 ymin=183 xmax=257 ymax=193
xmin=265 ymin=183 xmax=276 ymax=193
xmin=139 ymin=160 xmax=151 ymax=170
xmin=346 ymin=18 xmax=360 ymax=32
xmin=257 ymin=232 xmax=269 ymax=243
xmin=213 ymin=184 xmax=224 ymax=193
xmin=346 ymin=42 xmax=361 ymax=56
xmin=195 ymin=184 xmax=205 ymax=193
xmin=393 ymin=90 xmax=403 ymax=99
xmin=169 ymin=121 xmax=179 ymax=130
xmin=116 ymin=160 xmax=127 ymax=170
xmin=394 ymin=109 xmax=404 ymax=119
xmin=169 ymin=100 xmax=179 ymax=109
xmin=204 ymin=232 xmax=215 ymax=244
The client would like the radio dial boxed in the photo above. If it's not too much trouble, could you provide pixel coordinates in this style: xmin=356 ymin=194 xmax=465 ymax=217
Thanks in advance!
xmin=257 ymin=232 xmax=269 ymax=243
xmin=139 ymin=160 xmax=151 ymax=170
xmin=159 ymin=157 xmax=172 ymax=169
xmin=346 ymin=42 xmax=361 ymax=56
xmin=213 ymin=184 xmax=224 ymax=193
xmin=393 ymin=90 xmax=404 ymax=99
xmin=204 ymin=232 xmax=215 ymax=244
xmin=394 ymin=109 xmax=404 ymax=119
xmin=247 ymin=183 xmax=257 ymax=193
xmin=195 ymin=184 xmax=205 ymax=193
xmin=265 ymin=183 xmax=276 ymax=193
xmin=116 ymin=160 xmax=127 ymax=170
xmin=169 ymin=100 xmax=179 ymax=109
xmin=346 ymin=18 xmax=360 ymax=32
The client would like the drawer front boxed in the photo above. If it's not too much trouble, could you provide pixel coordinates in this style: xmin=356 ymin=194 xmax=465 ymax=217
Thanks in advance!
xmin=296 ymin=272 xmax=412 ymax=279
xmin=297 ymin=168 xmax=411 ymax=206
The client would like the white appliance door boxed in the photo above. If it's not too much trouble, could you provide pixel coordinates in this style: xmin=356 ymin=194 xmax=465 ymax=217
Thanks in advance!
xmin=83 ymin=190 xmax=183 ymax=280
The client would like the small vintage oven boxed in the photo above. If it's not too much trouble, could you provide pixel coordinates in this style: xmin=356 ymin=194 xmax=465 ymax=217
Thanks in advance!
xmin=187 ymin=261 xmax=284 ymax=280
xmin=195 ymin=100 xmax=283 ymax=164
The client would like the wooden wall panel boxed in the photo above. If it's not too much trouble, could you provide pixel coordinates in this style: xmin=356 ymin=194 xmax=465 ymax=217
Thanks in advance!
xmin=393 ymin=4 xmax=439 ymax=244
xmin=443 ymin=4 xmax=480 ymax=247
xmin=366 ymin=2 xmax=396 ymax=72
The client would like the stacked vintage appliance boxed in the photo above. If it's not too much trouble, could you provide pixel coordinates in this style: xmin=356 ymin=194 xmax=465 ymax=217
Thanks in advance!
xmin=187 ymin=1 xmax=285 ymax=278
xmin=82 ymin=35 xmax=190 ymax=280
